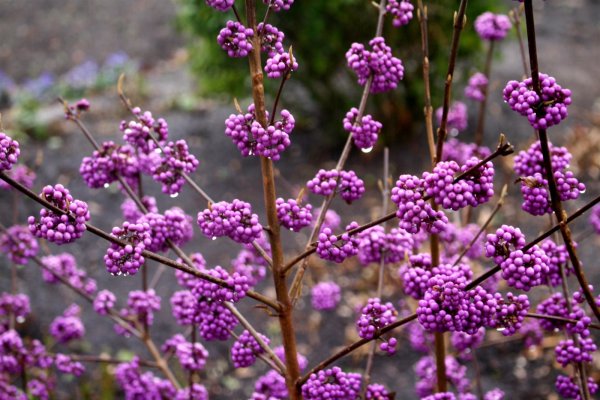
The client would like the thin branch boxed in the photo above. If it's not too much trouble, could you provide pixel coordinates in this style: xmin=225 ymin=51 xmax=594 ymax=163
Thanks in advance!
xmin=435 ymin=0 xmax=469 ymax=162
xmin=473 ymin=40 xmax=495 ymax=146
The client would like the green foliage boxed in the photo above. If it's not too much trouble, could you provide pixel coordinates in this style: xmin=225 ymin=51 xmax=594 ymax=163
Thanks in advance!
xmin=176 ymin=0 xmax=508 ymax=147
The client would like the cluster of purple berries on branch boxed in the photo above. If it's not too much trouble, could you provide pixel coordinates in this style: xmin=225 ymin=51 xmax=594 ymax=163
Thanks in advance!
xmin=390 ymin=174 xmax=448 ymax=234
xmin=464 ymin=72 xmax=488 ymax=102
xmin=316 ymin=221 xmax=360 ymax=263
xmin=0 ymin=225 xmax=39 ymax=265
xmin=346 ymin=37 xmax=404 ymax=93
xmin=217 ymin=21 xmax=254 ymax=58
xmin=343 ymin=107 xmax=382 ymax=151
xmin=435 ymin=101 xmax=468 ymax=134
xmin=310 ymin=281 xmax=342 ymax=311
xmin=0 ymin=132 xmax=20 ymax=172
xmin=276 ymin=197 xmax=313 ymax=231
xmin=197 ymin=199 xmax=263 ymax=244
xmin=474 ymin=12 xmax=512 ymax=41
xmin=104 ymin=222 xmax=151 ymax=276
xmin=503 ymin=73 xmax=572 ymax=129
xmin=27 ymin=184 xmax=90 ymax=245
xmin=230 ymin=329 xmax=269 ymax=368
xmin=356 ymin=297 xmax=398 ymax=354
xmin=386 ymin=0 xmax=414 ymax=27
xmin=301 ymin=366 xmax=362 ymax=400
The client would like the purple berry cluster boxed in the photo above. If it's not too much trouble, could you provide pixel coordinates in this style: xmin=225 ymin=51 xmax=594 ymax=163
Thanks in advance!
xmin=391 ymin=174 xmax=448 ymax=234
xmin=311 ymin=281 xmax=342 ymax=311
xmin=556 ymin=374 xmax=598 ymax=399
xmin=121 ymin=196 xmax=158 ymax=223
xmin=265 ymin=52 xmax=298 ymax=79
xmin=0 ymin=225 xmax=39 ymax=265
xmin=50 ymin=304 xmax=85 ymax=343
xmin=126 ymin=289 xmax=161 ymax=327
xmin=451 ymin=328 xmax=485 ymax=360
xmin=492 ymin=292 xmax=530 ymax=336
xmin=28 ymin=184 xmax=90 ymax=245
xmin=0 ymin=132 xmax=20 ymax=171
xmin=423 ymin=161 xmax=473 ymax=211
xmin=503 ymin=73 xmax=572 ymax=129
xmin=357 ymin=226 xmax=413 ymax=265
xmin=555 ymin=337 xmax=596 ymax=367
xmin=417 ymin=273 xmax=469 ymax=332
xmin=0 ymin=293 xmax=30 ymax=321
xmin=301 ymin=367 xmax=362 ymax=400
xmin=263 ymin=0 xmax=294 ymax=12
xmin=415 ymin=355 xmax=470 ymax=397
xmin=121 ymin=107 xmax=169 ymax=153
xmin=474 ymin=12 xmax=512 ymax=41
xmin=386 ymin=0 xmax=414 ymax=27
xmin=163 ymin=334 xmax=209 ymax=371
xmin=514 ymin=141 xmax=571 ymax=177
xmin=197 ymin=199 xmax=262 ymax=244
xmin=499 ymin=245 xmax=549 ymax=291
xmin=41 ymin=252 xmax=97 ymax=295
xmin=343 ymin=107 xmax=382 ymax=150
xmin=465 ymin=72 xmax=488 ymax=102
xmin=484 ymin=224 xmax=526 ymax=264
xmin=346 ymin=37 xmax=404 ymax=93
xmin=436 ymin=101 xmax=468 ymax=133
xmin=316 ymin=221 xmax=360 ymax=263
xmin=225 ymin=104 xmax=294 ymax=160
xmin=276 ymin=198 xmax=313 ymax=231
xmin=540 ymin=238 xmax=570 ymax=286
xmin=79 ymin=141 xmax=119 ymax=189
xmin=258 ymin=23 xmax=284 ymax=57
xmin=231 ymin=246 xmax=268 ymax=287
xmin=114 ymin=357 xmax=176 ymax=399
xmin=230 ymin=329 xmax=269 ymax=368
xmin=152 ymin=139 xmax=199 ymax=195
xmin=93 ymin=289 xmax=116 ymax=316
xmin=192 ymin=265 xmax=249 ymax=303
xmin=217 ymin=21 xmax=254 ymax=58
xmin=356 ymin=298 xmax=398 ymax=354
xmin=206 ymin=0 xmax=234 ymax=11
xmin=0 ymin=164 xmax=35 ymax=191
xmin=307 ymin=168 xmax=365 ymax=203
xmin=104 ymin=222 xmax=152 ymax=276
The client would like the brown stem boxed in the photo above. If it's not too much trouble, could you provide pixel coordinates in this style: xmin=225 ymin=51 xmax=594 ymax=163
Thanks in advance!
xmin=297 ymin=314 xmax=417 ymax=387
xmin=524 ymin=0 xmax=600 ymax=326
xmin=245 ymin=0 xmax=301 ymax=397
xmin=509 ymin=5 xmax=529 ymax=77
xmin=144 ymin=335 xmax=182 ymax=390
xmin=417 ymin=0 xmax=436 ymax=162
xmin=525 ymin=313 xmax=600 ymax=331
xmin=435 ymin=0 xmax=469 ymax=162
xmin=473 ymin=40 xmax=495 ymax=146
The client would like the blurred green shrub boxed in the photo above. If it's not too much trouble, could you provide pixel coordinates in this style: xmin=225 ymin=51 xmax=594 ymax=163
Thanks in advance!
xmin=176 ymin=0 xmax=506 ymax=147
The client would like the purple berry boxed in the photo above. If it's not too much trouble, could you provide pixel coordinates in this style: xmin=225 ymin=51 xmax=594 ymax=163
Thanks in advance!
xmin=474 ymin=12 xmax=512 ymax=41
xmin=0 ymin=132 xmax=19 ymax=171
xmin=217 ymin=21 xmax=254 ymax=58
xmin=465 ymin=72 xmax=488 ymax=102
xmin=386 ymin=0 xmax=414 ymax=27
xmin=231 ymin=330 xmax=270 ymax=368
xmin=104 ymin=222 xmax=152 ymax=276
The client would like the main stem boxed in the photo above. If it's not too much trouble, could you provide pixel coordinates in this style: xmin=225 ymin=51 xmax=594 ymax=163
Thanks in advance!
xmin=523 ymin=0 xmax=600 ymax=325
xmin=245 ymin=0 xmax=301 ymax=398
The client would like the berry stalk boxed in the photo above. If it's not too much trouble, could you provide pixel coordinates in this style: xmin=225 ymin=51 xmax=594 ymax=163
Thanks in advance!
xmin=435 ymin=0 xmax=469 ymax=162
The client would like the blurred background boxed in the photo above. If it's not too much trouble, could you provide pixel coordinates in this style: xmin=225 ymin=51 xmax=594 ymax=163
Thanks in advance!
xmin=0 ymin=0 xmax=599 ymax=398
